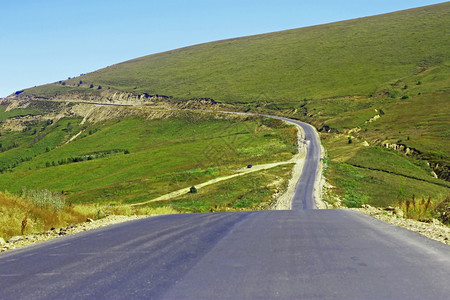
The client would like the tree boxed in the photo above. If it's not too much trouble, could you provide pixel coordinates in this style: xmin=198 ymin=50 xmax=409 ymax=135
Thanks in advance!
xmin=189 ymin=186 xmax=197 ymax=194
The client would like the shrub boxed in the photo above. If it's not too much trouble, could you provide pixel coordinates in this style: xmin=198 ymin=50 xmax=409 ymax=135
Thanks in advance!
xmin=189 ymin=186 xmax=198 ymax=194
xmin=401 ymin=94 xmax=410 ymax=99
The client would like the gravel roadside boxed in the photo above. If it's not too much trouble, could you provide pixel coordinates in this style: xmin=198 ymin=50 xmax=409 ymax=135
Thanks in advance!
xmin=352 ymin=205 xmax=450 ymax=245
xmin=0 ymin=215 xmax=147 ymax=253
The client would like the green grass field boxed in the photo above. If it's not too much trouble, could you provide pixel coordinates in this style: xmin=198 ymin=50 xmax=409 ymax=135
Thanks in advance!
xmin=143 ymin=164 xmax=292 ymax=213
xmin=0 ymin=109 xmax=297 ymax=206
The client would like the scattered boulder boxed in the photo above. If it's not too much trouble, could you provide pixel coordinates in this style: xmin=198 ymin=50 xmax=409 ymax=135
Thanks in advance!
xmin=86 ymin=218 xmax=94 ymax=223
xmin=0 ymin=237 xmax=5 ymax=246
xmin=418 ymin=218 xmax=432 ymax=223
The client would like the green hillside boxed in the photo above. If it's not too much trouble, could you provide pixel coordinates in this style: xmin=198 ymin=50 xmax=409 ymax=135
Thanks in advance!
xmin=0 ymin=110 xmax=296 ymax=206
xmin=5 ymin=3 xmax=450 ymax=214
xmin=19 ymin=3 xmax=449 ymax=105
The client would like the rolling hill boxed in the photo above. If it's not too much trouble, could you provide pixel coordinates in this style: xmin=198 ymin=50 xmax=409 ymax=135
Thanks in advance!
xmin=2 ymin=2 xmax=449 ymax=221
xmin=16 ymin=2 xmax=449 ymax=105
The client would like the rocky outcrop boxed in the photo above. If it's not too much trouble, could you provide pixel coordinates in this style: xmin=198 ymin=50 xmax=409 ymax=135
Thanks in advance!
xmin=429 ymin=162 xmax=449 ymax=182
xmin=6 ymin=87 xmax=173 ymax=106
xmin=382 ymin=142 xmax=421 ymax=156
xmin=381 ymin=142 xmax=449 ymax=181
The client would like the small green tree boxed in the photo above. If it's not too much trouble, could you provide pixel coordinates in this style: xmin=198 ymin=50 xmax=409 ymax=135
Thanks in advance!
xmin=189 ymin=186 xmax=197 ymax=194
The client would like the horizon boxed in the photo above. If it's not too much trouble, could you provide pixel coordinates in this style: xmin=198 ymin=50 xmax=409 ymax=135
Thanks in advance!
xmin=0 ymin=0 xmax=446 ymax=97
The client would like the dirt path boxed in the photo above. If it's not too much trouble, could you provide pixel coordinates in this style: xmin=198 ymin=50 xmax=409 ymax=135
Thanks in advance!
xmin=131 ymin=158 xmax=303 ymax=207
xmin=132 ymin=120 xmax=308 ymax=208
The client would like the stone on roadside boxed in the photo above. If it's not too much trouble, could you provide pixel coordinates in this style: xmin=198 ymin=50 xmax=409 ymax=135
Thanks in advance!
xmin=86 ymin=218 xmax=94 ymax=223
xmin=394 ymin=208 xmax=404 ymax=217
xmin=8 ymin=236 xmax=23 ymax=243
xmin=0 ymin=237 xmax=5 ymax=246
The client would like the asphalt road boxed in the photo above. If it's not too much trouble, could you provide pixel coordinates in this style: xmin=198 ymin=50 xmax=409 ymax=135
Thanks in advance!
xmin=0 ymin=116 xmax=449 ymax=299
xmin=272 ymin=116 xmax=321 ymax=210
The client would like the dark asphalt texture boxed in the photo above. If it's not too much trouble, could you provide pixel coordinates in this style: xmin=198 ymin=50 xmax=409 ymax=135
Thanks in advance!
xmin=0 ymin=117 xmax=449 ymax=299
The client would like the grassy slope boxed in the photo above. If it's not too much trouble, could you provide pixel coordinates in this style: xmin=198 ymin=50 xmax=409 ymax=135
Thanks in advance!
xmin=0 ymin=112 xmax=297 ymax=205
xmin=22 ymin=3 xmax=449 ymax=105
xmin=146 ymin=164 xmax=293 ymax=213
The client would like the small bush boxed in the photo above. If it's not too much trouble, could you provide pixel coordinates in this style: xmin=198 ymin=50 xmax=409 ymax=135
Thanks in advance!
xmin=189 ymin=186 xmax=198 ymax=194
xmin=401 ymin=94 xmax=410 ymax=99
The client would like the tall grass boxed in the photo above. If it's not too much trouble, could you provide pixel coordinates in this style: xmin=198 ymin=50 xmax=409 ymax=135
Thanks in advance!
xmin=398 ymin=194 xmax=450 ymax=224
xmin=21 ymin=188 xmax=65 ymax=211
xmin=0 ymin=191 xmax=85 ymax=240
xmin=0 ymin=190 xmax=178 ymax=241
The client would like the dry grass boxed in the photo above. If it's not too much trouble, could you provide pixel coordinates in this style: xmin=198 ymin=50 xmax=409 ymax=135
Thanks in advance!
xmin=0 ymin=191 xmax=178 ymax=241
xmin=0 ymin=191 xmax=86 ymax=240
xmin=398 ymin=194 xmax=450 ymax=224
xmin=72 ymin=204 xmax=178 ymax=220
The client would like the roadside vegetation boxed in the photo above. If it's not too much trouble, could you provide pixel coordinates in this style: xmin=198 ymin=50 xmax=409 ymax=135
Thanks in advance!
xmin=0 ymin=190 xmax=179 ymax=241
xmin=0 ymin=190 xmax=85 ymax=240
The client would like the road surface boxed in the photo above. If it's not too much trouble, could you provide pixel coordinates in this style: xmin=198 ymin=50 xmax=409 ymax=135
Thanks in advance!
xmin=271 ymin=116 xmax=321 ymax=210
xmin=0 ymin=116 xmax=449 ymax=299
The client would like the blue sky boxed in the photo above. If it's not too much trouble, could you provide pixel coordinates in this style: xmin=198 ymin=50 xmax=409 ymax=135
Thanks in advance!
xmin=0 ymin=0 xmax=445 ymax=97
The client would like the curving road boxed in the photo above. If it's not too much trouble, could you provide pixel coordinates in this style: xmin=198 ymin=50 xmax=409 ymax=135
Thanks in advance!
xmin=1 ymin=115 xmax=449 ymax=299
xmin=269 ymin=116 xmax=321 ymax=209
